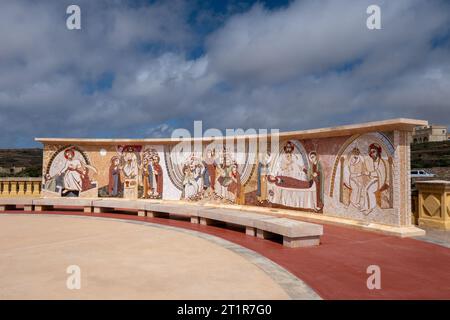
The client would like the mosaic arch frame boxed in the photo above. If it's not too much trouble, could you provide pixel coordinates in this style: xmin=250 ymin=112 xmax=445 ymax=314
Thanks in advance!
xmin=45 ymin=145 xmax=91 ymax=176
xmin=329 ymin=132 xmax=395 ymax=210
xmin=268 ymin=139 xmax=310 ymax=174
xmin=164 ymin=141 xmax=257 ymax=191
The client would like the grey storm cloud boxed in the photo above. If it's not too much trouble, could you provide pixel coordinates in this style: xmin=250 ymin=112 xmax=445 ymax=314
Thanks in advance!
xmin=0 ymin=0 xmax=449 ymax=147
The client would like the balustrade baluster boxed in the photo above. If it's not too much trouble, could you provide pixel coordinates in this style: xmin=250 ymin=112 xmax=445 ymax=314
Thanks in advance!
xmin=33 ymin=181 xmax=41 ymax=195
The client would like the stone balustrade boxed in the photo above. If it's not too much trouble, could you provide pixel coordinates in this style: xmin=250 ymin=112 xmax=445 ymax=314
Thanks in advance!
xmin=416 ymin=180 xmax=450 ymax=230
xmin=0 ymin=177 xmax=42 ymax=197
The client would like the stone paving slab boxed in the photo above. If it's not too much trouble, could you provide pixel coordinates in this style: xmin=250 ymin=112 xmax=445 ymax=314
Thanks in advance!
xmin=0 ymin=214 xmax=314 ymax=299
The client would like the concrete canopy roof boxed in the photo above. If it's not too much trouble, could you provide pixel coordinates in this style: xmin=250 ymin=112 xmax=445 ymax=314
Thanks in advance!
xmin=35 ymin=118 xmax=428 ymax=145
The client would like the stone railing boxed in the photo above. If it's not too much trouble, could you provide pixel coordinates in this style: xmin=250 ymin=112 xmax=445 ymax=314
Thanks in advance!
xmin=416 ymin=180 xmax=450 ymax=230
xmin=0 ymin=177 xmax=42 ymax=197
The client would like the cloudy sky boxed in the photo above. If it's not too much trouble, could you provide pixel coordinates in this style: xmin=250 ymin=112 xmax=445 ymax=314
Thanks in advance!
xmin=0 ymin=0 xmax=449 ymax=147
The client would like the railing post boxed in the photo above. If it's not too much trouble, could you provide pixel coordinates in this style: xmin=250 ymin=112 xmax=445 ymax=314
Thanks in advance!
xmin=0 ymin=181 xmax=7 ymax=196
xmin=17 ymin=181 xmax=25 ymax=195
xmin=9 ymin=181 xmax=17 ymax=196
xmin=32 ymin=181 xmax=41 ymax=196
xmin=25 ymin=181 xmax=33 ymax=195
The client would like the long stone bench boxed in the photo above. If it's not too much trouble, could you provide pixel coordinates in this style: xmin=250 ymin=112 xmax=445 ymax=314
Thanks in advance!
xmin=32 ymin=198 xmax=94 ymax=213
xmin=196 ymin=208 xmax=323 ymax=248
xmin=0 ymin=197 xmax=323 ymax=248
xmin=90 ymin=199 xmax=202 ymax=218
xmin=92 ymin=199 xmax=147 ymax=215
xmin=0 ymin=197 xmax=35 ymax=211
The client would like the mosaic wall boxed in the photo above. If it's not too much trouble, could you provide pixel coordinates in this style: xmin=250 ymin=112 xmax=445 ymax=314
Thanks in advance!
xmin=41 ymin=131 xmax=403 ymax=226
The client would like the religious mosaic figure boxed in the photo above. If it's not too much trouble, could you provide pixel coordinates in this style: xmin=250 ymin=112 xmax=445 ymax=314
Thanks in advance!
xmin=227 ymin=163 xmax=244 ymax=204
xmin=304 ymin=151 xmax=324 ymax=212
xmin=164 ymin=142 xmax=255 ymax=203
xmin=140 ymin=148 xmax=163 ymax=199
xmin=265 ymin=140 xmax=318 ymax=211
xmin=122 ymin=147 xmax=139 ymax=179
xmin=108 ymin=156 xmax=122 ymax=197
xmin=215 ymin=147 xmax=242 ymax=203
xmin=257 ymin=151 xmax=271 ymax=203
xmin=115 ymin=145 xmax=142 ymax=198
xmin=345 ymin=147 xmax=366 ymax=209
xmin=59 ymin=148 xmax=84 ymax=193
xmin=202 ymin=148 xmax=217 ymax=193
xmin=182 ymin=164 xmax=200 ymax=199
xmin=340 ymin=140 xmax=392 ymax=215
xmin=44 ymin=147 xmax=97 ymax=197
xmin=180 ymin=154 xmax=204 ymax=200
xmin=141 ymin=157 xmax=152 ymax=198
xmin=151 ymin=154 xmax=163 ymax=198
xmin=364 ymin=143 xmax=389 ymax=213
xmin=44 ymin=173 xmax=59 ymax=193
xmin=267 ymin=142 xmax=311 ymax=189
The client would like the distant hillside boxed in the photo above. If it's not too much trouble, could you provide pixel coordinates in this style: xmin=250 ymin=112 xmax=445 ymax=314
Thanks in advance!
xmin=411 ymin=141 xmax=450 ymax=168
xmin=0 ymin=149 xmax=42 ymax=177
xmin=0 ymin=148 xmax=42 ymax=167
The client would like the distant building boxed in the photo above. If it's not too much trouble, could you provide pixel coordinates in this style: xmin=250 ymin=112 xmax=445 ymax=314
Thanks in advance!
xmin=0 ymin=166 xmax=26 ymax=175
xmin=412 ymin=125 xmax=449 ymax=144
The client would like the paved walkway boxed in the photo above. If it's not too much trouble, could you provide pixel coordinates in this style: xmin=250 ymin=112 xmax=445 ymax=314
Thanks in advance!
xmin=1 ymin=209 xmax=449 ymax=299
xmin=0 ymin=214 xmax=317 ymax=300
xmin=414 ymin=226 xmax=450 ymax=248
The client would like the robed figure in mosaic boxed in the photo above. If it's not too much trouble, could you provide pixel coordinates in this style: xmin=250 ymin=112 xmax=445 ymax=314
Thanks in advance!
xmin=341 ymin=143 xmax=390 ymax=215
xmin=257 ymin=151 xmax=271 ymax=203
xmin=304 ymin=151 xmax=324 ymax=212
xmin=151 ymin=155 xmax=163 ymax=198
xmin=108 ymin=156 xmax=122 ymax=197
xmin=60 ymin=148 xmax=84 ymax=193
xmin=364 ymin=143 xmax=389 ymax=213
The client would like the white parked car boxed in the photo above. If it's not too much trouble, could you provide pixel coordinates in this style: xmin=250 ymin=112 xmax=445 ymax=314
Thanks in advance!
xmin=410 ymin=170 xmax=435 ymax=178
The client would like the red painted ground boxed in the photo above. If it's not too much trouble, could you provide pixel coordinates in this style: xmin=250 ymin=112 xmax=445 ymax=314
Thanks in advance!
xmin=1 ymin=209 xmax=449 ymax=300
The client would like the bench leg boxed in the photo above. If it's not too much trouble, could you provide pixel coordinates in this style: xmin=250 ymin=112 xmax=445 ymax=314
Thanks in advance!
xmin=283 ymin=236 xmax=320 ymax=248
xmin=256 ymin=229 xmax=270 ymax=239
xmin=199 ymin=217 xmax=216 ymax=226
xmin=138 ymin=210 xmax=146 ymax=217
xmin=146 ymin=211 xmax=169 ymax=218
xmin=83 ymin=206 xmax=92 ymax=213
xmin=24 ymin=205 xmax=34 ymax=211
xmin=256 ymin=229 xmax=276 ymax=239
xmin=190 ymin=216 xmax=199 ymax=224
xmin=0 ymin=205 xmax=16 ymax=211
xmin=246 ymin=226 xmax=256 ymax=236
xmin=93 ymin=207 xmax=111 ymax=213
xmin=34 ymin=205 xmax=53 ymax=212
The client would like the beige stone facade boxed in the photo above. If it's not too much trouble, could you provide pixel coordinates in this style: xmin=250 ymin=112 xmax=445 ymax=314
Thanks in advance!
xmin=412 ymin=125 xmax=449 ymax=143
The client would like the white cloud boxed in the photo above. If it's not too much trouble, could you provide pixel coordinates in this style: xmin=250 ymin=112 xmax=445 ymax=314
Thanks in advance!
xmin=0 ymin=0 xmax=449 ymax=147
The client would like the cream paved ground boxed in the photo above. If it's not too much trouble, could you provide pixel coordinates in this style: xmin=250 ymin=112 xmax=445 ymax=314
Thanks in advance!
xmin=0 ymin=215 xmax=290 ymax=300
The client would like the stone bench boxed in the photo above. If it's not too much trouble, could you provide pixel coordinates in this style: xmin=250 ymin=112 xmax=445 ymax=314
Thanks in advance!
xmin=33 ymin=198 xmax=94 ymax=213
xmin=90 ymin=199 xmax=199 ymax=218
xmin=92 ymin=199 xmax=147 ymax=215
xmin=143 ymin=202 xmax=201 ymax=219
xmin=253 ymin=217 xmax=323 ymax=247
xmin=194 ymin=208 xmax=323 ymax=248
xmin=0 ymin=197 xmax=323 ymax=247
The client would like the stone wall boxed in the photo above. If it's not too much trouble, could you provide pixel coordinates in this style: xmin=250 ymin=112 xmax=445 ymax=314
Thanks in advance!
xmin=38 ymin=120 xmax=422 ymax=229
